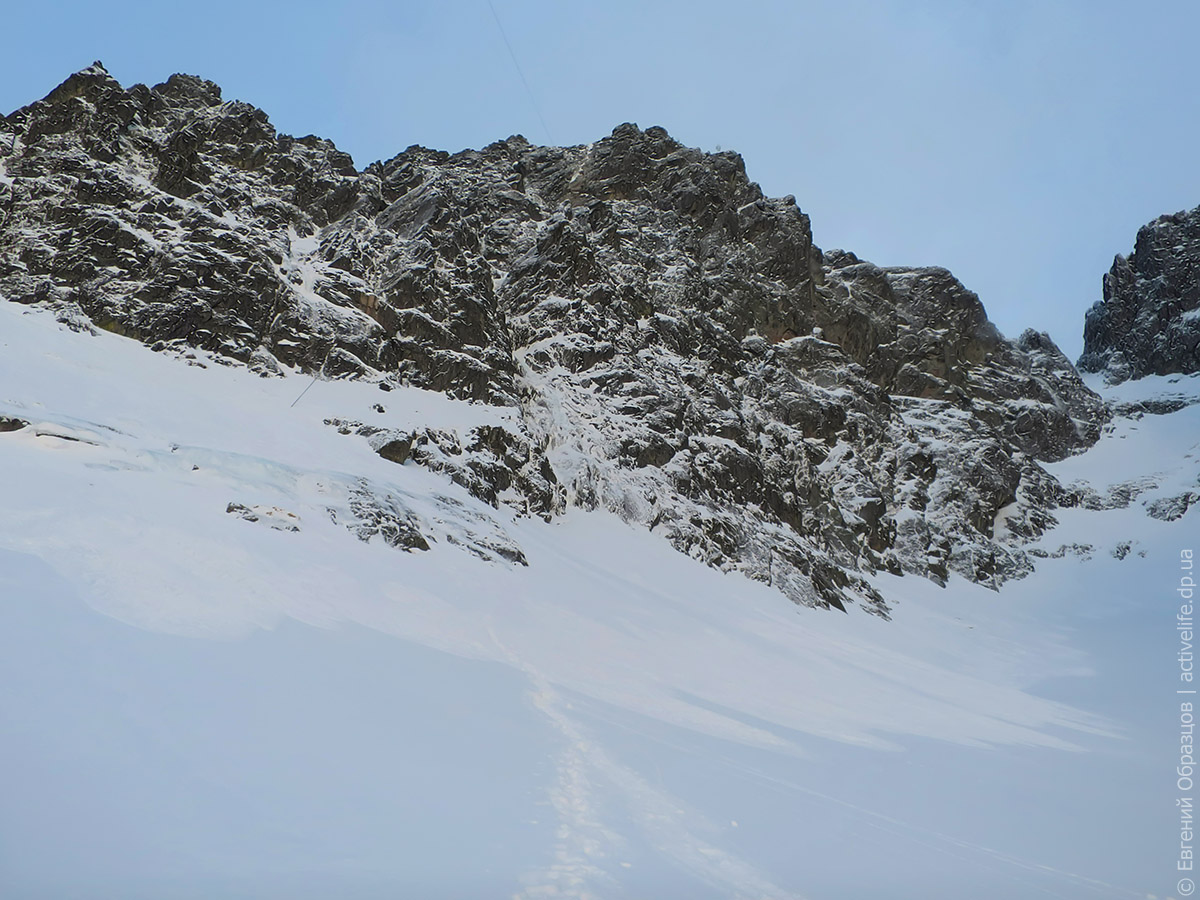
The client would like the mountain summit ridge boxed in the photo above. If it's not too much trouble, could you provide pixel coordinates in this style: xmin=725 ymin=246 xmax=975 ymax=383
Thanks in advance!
xmin=1079 ymin=202 xmax=1200 ymax=382
xmin=0 ymin=65 xmax=1117 ymax=612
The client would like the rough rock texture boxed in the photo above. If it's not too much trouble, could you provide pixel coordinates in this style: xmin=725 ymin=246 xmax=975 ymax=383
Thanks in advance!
xmin=1079 ymin=204 xmax=1200 ymax=382
xmin=0 ymin=415 xmax=30 ymax=432
xmin=0 ymin=64 xmax=1112 ymax=613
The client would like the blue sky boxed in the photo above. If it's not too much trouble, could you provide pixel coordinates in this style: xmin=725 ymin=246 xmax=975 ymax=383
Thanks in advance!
xmin=4 ymin=0 xmax=1198 ymax=359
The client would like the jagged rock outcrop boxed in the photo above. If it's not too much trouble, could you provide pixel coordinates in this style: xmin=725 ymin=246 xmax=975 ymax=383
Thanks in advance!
xmin=1079 ymin=204 xmax=1200 ymax=382
xmin=0 ymin=64 xmax=1111 ymax=613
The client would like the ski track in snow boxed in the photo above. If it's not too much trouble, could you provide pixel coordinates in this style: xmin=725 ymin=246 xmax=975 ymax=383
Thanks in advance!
xmin=494 ymin=628 xmax=798 ymax=900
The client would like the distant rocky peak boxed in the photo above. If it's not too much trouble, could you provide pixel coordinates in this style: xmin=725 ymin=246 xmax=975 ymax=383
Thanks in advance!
xmin=40 ymin=60 xmax=119 ymax=104
xmin=1079 ymin=204 xmax=1200 ymax=382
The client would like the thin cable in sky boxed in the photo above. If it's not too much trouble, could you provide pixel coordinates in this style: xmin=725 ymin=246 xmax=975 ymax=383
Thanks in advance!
xmin=485 ymin=0 xmax=554 ymax=145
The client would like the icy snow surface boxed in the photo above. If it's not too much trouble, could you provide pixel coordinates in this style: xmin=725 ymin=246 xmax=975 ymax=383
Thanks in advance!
xmin=1 ymin=298 xmax=1192 ymax=898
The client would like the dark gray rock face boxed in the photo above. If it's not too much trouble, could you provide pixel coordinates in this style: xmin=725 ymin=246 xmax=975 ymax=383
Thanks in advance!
xmin=0 ymin=64 xmax=1111 ymax=613
xmin=0 ymin=416 xmax=30 ymax=432
xmin=1079 ymin=205 xmax=1200 ymax=382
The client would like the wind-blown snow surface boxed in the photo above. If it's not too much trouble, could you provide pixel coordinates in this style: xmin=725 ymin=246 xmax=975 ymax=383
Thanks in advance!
xmin=0 ymin=298 xmax=1192 ymax=898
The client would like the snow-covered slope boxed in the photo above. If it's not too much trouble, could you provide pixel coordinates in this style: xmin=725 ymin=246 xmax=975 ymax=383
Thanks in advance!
xmin=1 ymin=292 xmax=1191 ymax=895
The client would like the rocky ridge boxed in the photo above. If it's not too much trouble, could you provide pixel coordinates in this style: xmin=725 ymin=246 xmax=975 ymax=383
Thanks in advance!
xmin=1080 ymin=203 xmax=1200 ymax=382
xmin=0 ymin=64 xmax=1113 ymax=613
